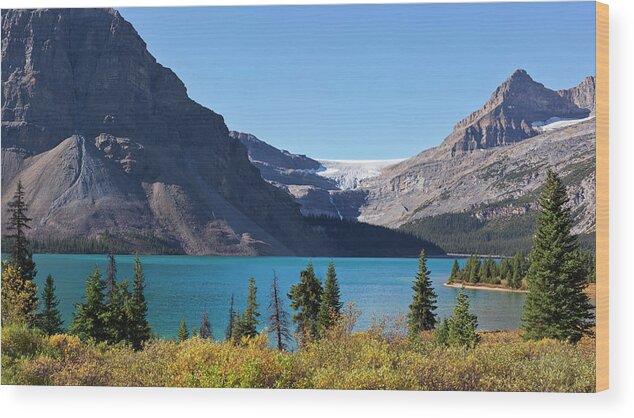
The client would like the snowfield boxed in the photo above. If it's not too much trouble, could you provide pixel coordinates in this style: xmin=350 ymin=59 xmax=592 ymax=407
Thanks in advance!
xmin=316 ymin=159 xmax=404 ymax=190
xmin=532 ymin=116 xmax=595 ymax=132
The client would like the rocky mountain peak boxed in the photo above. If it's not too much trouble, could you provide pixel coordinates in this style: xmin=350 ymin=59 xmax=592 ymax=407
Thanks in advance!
xmin=442 ymin=70 xmax=592 ymax=155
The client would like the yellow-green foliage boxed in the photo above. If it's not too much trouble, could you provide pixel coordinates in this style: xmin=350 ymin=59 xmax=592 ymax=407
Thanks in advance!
xmin=2 ymin=322 xmax=595 ymax=391
xmin=1 ymin=262 xmax=38 ymax=326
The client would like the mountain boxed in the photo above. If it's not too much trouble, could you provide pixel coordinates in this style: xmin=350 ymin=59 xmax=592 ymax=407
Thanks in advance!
xmin=439 ymin=69 xmax=591 ymax=157
xmin=355 ymin=71 xmax=597 ymax=254
xmin=1 ymin=8 xmax=443 ymax=257
xmin=236 ymin=70 xmax=596 ymax=255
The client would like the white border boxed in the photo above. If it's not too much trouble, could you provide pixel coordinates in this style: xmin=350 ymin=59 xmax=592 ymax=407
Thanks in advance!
xmin=1 ymin=1 xmax=632 ymax=417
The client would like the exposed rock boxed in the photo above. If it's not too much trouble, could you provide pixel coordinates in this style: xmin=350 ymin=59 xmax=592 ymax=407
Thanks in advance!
xmin=558 ymin=76 xmax=596 ymax=115
xmin=358 ymin=118 xmax=595 ymax=229
xmin=230 ymin=131 xmax=321 ymax=171
xmin=438 ymin=69 xmax=590 ymax=156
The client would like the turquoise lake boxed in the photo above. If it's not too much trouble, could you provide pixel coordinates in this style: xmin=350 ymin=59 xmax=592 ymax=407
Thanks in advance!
xmin=20 ymin=254 xmax=526 ymax=339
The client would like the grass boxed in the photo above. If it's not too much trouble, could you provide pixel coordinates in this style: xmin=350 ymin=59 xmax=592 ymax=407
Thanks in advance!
xmin=1 ymin=321 xmax=595 ymax=392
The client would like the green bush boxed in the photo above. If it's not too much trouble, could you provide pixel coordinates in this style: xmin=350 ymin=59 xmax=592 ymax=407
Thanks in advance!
xmin=1 ymin=323 xmax=47 ymax=359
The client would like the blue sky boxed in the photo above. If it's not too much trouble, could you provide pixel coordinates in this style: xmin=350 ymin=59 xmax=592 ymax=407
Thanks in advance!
xmin=120 ymin=2 xmax=595 ymax=160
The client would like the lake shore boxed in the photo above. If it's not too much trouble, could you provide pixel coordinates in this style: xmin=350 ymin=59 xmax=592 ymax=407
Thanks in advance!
xmin=444 ymin=282 xmax=597 ymax=299
xmin=443 ymin=282 xmax=527 ymax=293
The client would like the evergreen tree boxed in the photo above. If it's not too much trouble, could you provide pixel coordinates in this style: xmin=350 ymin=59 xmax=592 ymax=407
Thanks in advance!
xmin=200 ymin=309 xmax=212 ymax=339
xmin=225 ymin=294 xmax=235 ymax=341
xmin=522 ymin=170 xmax=594 ymax=343
xmin=128 ymin=255 xmax=151 ymax=349
xmin=492 ymin=257 xmax=500 ymax=279
xmin=511 ymin=255 xmax=522 ymax=288
xmin=317 ymin=261 xmax=343 ymax=333
xmin=6 ymin=180 xmax=37 ymax=283
xmin=447 ymin=289 xmax=479 ymax=348
xmin=241 ymin=276 xmax=260 ymax=338
xmin=268 ymin=271 xmax=292 ymax=351
xmin=288 ymin=261 xmax=323 ymax=344
xmin=37 ymin=274 xmax=64 ymax=335
xmin=105 ymin=253 xmax=117 ymax=299
xmin=433 ymin=317 xmax=450 ymax=346
xmin=70 ymin=266 xmax=108 ymax=342
xmin=230 ymin=312 xmax=243 ymax=342
xmin=499 ymin=259 xmax=510 ymax=282
xmin=448 ymin=259 xmax=460 ymax=283
xmin=191 ymin=327 xmax=199 ymax=338
xmin=469 ymin=256 xmax=481 ymax=283
xmin=178 ymin=319 xmax=189 ymax=341
xmin=104 ymin=280 xmax=132 ymax=345
xmin=407 ymin=250 xmax=438 ymax=336
xmin=1 ymin=261 xmax=38 ymax=326
xmin=5 ymin=180 xmax=38 ymax=323
xmin=481 ymin=257 xmax=491 ymax=282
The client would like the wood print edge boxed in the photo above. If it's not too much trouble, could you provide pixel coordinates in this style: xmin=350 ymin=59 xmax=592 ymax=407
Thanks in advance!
xmin=595 ymin=0 xmax=609 ymax=393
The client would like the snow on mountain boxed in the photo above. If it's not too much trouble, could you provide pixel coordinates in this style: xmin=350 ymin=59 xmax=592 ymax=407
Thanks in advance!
xmin=532 ymin=116 xmax=595 ymax=132
xmin=316 ymin=159 xmax=404 ymax=190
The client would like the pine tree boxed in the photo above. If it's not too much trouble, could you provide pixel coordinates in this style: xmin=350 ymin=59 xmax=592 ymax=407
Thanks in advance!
xmin=37 ymin=274 xmax=64 ymax=335
xmin=128 ymin=255 xmax=151 ymax=349
xmin=241 ymin=276 xmax=260 ymax=338
xmin=317 ymin=261 xmax=343 ymax=333
xmin=469 ymin=256 xmax=481 ymax=283
xmin=448 ymin=259 xmax=460 ymax=283
xmin=191 ymin=327 xmax=199 ymax=338
xmin=511 ymin=255 xmax=522 ymax=288
xmin=6 ymin=180 xmax=37 ymax=283
xmin=499 ymin=259 xmax=510 ymax=282
xmin=1 ymin=261 xmax=38 ymax=326
xmin=447 ymin=288 xmax=479 ymax=348
xmin=407 ymin=250 xmax=438 ymax=336
xmin=225 ymin=294 xmax=235 ymax=341
xmin=433 ymin=317 xmax=450 ymax=346
xmin=522 ymin=170 xmax=594 ymax=343
xmin=288 ymin=261 xmax=323 ymax=344
xmin=200 ymin=309 xmax=212 ymax=339
xmin=105 ymin=253 xmax=117 ymax=299
xmin=70 ymin=266 xmax=108 ymax=342
xmin=104 ymin=280 xmax=132 ymax=344
xmin=178 ymin=319 xmax=189 ymax=341
xmin=230 ymin=312 xmax=243 ymax=342
xmin=5 ymin=180 xmax=38 ymax=324
xmin=268 ymin=271 xmax=292 ymax=351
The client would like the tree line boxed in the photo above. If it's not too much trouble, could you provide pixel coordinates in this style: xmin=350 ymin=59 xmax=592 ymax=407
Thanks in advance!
xmin=447 ymin=252 xmax=529 ymax=289
xmin=447 ymin=249 xmax=595 ymax=290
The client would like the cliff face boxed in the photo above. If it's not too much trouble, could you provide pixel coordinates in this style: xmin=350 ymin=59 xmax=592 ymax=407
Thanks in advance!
xmin=558 ymin=76 xmax=596 ymax=116
xmin=1 ymin=8 xmax=313 ymax=255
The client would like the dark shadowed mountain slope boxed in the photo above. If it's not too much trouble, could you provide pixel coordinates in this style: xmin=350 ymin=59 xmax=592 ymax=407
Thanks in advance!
xmin=1 ymin=8 xmax=443 ymax=257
